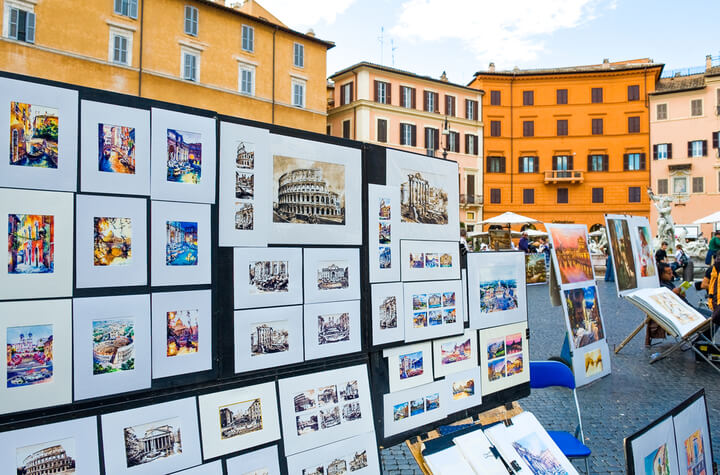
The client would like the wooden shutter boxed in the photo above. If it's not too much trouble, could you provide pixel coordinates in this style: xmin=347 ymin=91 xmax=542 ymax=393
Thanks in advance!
xmin=386 ymin=83 xmax=392 ymax=105
xmin=533 ymin=157 xmax=539 ymax=173
xmin=500 ymin=156 xmax=506 ymax=173
xmin=486 ymin=158 xmax=491 ymax=173
xmin=552 ymin=156 xmax=557 ymax=170
xmin=667 ymin=144 xmax=672 ymax=159
xmin=639 ymin=153 xmax=646 ymax=170
xmin=25 ymin=12 xmax=35 ymax=42
xmin=374 ymin=81 xmax=379 ymax=102
xmin=587 ymin=155 xmax=593 ymax=171
xmin=349 ymin=83 xmax=354 ymax=103
xmin=713 ymin=132 xmax=719 ymax=149
xmin=653 ymin=145 xmax=658 ymax=160
xmin=687 ymin=141 xmax=693 ymax=157
xmin=411 ymin=88 xmax=416 ymax=109
xmin=465 ymin=135 xmax=470 ymax=154
xmin=411 ymin=125 xmax=416 ymax=146
xmin=518 ymin=157 xmax=523 ymax=173
xmin=433 ymin=129 xmax=439 ymax=150
xmin=603 ymin=155 xmax=609 ymax=171
xmin=568 ymin=156 xmax=574 ymax=170
xmin=703 ymin=140 xmax=708 ymax=156
xmin=623 ymin=153 xmax=629 ymax=171
xmin=434 ymin=93 xmax=440 ymax=113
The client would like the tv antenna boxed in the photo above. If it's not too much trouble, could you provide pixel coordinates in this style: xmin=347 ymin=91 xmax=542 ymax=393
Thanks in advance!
xmin=378 ymin=27 xmax=384 ymax=64
xmin=391 ymin=39 xmax=398 ymax=67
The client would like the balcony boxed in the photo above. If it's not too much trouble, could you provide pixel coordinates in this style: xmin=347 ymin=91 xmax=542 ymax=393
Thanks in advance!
xmin=460 ymin=194 xmax=483 ymax=207
xmin=543 ymin=170 xmax=584 ymax=184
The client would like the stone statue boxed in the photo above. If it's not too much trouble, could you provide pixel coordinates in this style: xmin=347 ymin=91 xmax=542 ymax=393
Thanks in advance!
xmin=588 ymin=227 xmax=608 ymax=255
xmin=647 ymin=188 xmax=675 ymax=250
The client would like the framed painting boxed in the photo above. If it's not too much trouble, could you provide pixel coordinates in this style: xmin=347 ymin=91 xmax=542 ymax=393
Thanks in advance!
xmin=371 ymin=282 xmax=405 ymax=346
xmin=525 ymin=253 xmax=547 ymax=285
xmin=80 ymin=100 xmax=150 ymax=195
xmin=402 ymin=280 xmax=464 ymax=343
xmin=444 ymin=367 xmax=482 ymax=414
xmin=561 ymin=284 xmax=606 ymax=350
xmin=400 ymin=240 xmax=461 ymax=282
xmin=303 ymin=300 xmax=362 ymax=361
xmin=605 ymin=214 xmax=639 ymax=295
xmin=73 ymin=294 xmax=151 ymax=400
xmin=151 ymin=289 xmax=213 ymax=379
xmin=0 ymin=299 xmax=72 ymax=415
xmin=673 ymin=392 xmax=713 ymax=475
xmin=226 ymin=445 xmax=281 ymax=475
xmin=0 ymin=77 xmax=78 ymax=192
xmin=478 ymin=322 xmax=529 ymax=396
xmin=546 ymin=223 xmax=595 ymax=288
xmin=150 ymin=201 xmax=211 ymax=286
xmin=382 ymin=380 xmax=448 ymax=438
xmin=234 ymin=305 xmax=304 ymax=374
xmin=432 ymin=330 xmax=478 ymax=378
xmin=467 ymin=251 xmax=527 ymax=330
xmin=286 ymin=431 xmax=381 ymax=475
xmin=150 ymin=108 xmax=216 ymax=204
xmin=198 ymin=382 xmax=281 ymax=459
xmin=75 ymin=194 xmax=148 ymax=288
xmin=570 ymin=340 xmax=611 ymax=387
xmin=233 ymin=247 xmax=303 ymax=309
xmin=630 ymin=216 xmax=660 ymax=290
xmin=368 ymin=184 xmax=400 ymax=283
xmin=174 ymin=461 xmax=223 ymax=474
xmin=1 ymin=188 xmax=74 ymax=300
xmin=269 ymin=134 xmax=362 ymax=245
xmin=303 ymin=247 xmax=360 ymax=304
xmin=488 ymin=229 xmax=512 ymax=250
xmin=382 ymin=342 xmax=434 ymax=393
xmin=627 ymin=416 xmax=678 ymax=475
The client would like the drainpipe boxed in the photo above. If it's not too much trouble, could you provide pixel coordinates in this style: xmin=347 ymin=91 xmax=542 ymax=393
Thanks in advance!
xmin=352 ymin=70 xmax=358 ymax=139
xmin=509 ymin=72 xmax=515 ymax=204
xmin=138 ymin=0 xmax=145 ymax=96
xmin=272 ymin=26 xmax=278 ymax=124
xmin=644 ymin=65 xmax=650 ymax=196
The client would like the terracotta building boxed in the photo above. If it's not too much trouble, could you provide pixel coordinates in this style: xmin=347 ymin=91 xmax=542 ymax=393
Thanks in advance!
xmin=327 ymin=62 xmax=485 ymax=230
xmin=0 ymin=0 xmax=333 ymax=132
xmin=468 ymin=59 xmax=664 ymax=231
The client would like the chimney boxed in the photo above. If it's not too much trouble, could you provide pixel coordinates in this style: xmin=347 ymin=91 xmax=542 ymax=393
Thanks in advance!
xmin=602 ymin=58 xmax=610 ymax=69
xmin=306 ymin=29 xmax=316 ymax=37
xmin=440 ymin=71 xmax=448 ymax=82
xmin=706 ymin=54 xmax=713 ymax=71
xmin=488 ymin=62 xmax=495 ymax=73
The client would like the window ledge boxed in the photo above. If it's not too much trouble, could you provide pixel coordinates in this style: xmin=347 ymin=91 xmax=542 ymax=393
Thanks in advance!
xmin=178 ymin=39 xmax=207 ymax=51
xmin=290 ymin=72 xmax=308 ymax=81
xmin=106 ymin=19 xmax=137 ymax=31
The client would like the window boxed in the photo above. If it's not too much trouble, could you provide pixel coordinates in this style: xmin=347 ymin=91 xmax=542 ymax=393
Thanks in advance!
xmin=553 ymin=155 xmax=572 ymax=171
xmin=465 ymin=99 xmax=478 ymax=120
xmin=466 ymin=173 xmax=475 ymax=199
xmin=7 ymin=6 xmax=35 ymax=43
xmin=184 ymin=5 xmax=198 ymax=36
xmin=714 ymin=131 xmax=719 ymax=149
xmin=523 ymin=90 xmax=534 ymax=106
xmin=591 ymin=87 xmax=603 ymax=103
xmin=293 ymin=43 xmax=304 ymax=68
xmin=658 ymin=179 xmax=668 ymax=194
xmin=445 ymin=95 xmax=456 ymax=116
xmin=628 ymin=187 xmax=641 ymax=203
xmin=557 ymin=89 xmax=568 ymax=104
xmin=490 ymin=188 xmax=501 ymax=203
xmin=340 ymin=82 xmax=353 ymax=106
xmin=623 ymin=153 xmax=645 ymax=171
xmin=693 ymin=177 xmax=704 ymax=193
xmin=292 ymin=79 xmax=306 ymax=107
xmin=628 ymin=85 xmax=640 ymax=101
xmin=401 ymin=86 xmax=415 ymax=108
xmin=653 ymin=143 xmax=669 ymax=160
xmin=374 ymin=81 xmax=390 ymax=104
xmin=557 ymin=119 xmax=568 ymax=136
xmin=424 ymin=91 xmax=438 ymax=112
xmin=466 ymin=211 xmax=475 ymax=221
xmin=238 ymin=63 xmax=255 ymax=95
xmin=400 ymin=123 xmax=416 ymax=146
xmin=114 ymin=0 xmax=138 ymax=18
xmin=448 ymin=131 xmax=460 ymax=153
xmin=688 ymin=140 xmax=707 ymax=157
xmin=591 ymin=118 xmax=603 ymax=135
xmin=490 ymin=90 xmax=501 ymax=106
xmin=557 ymin=188 xmax=568 ymax=204
xmin=673 ymin=176 xmax=688 ymax=194
xmin=691 ymin=99 xmax=703 ymax=117
xmin=487 ymin=156 xmax=506 ymax=173
xmin=523 ymin=189 xmax=534 ymax=204
xmin=341 ymin=120 xmax=351 ymax=139
xmin=588 ymin=154 xmax=608 ymax=172
xmin=424 ymin=127 xmax=439 ymax=151
xmin=326 ymin=125 xmax=331 ymax=135
xmin=109 ymin=29 xmax=132 ymax=65
xmin=519 ymin=156 xmax=538 ymax=173
xmin=656 ymin=103 xmax=668 ymax=120
xmin=182 ymin=50 xmax=199 ymax=81
xmin=522 ymin=121 xmax=534 ymax=137
xmin=241 ymin=25 xmax=254 ymax=52
xmin=490 ymin=120 xmax=501 ymax=137
xmin=628 ymin=116 xmax=640 ymax=133
xmin=465 ymin=134 xmax=478 ymax=155
xmin=592 ymin=188 xmax=604 ymax=203
xmin=377 ymin=119 xmax=387 ymax=143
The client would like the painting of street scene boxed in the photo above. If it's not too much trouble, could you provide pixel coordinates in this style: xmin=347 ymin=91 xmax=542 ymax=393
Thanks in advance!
xmin=249 ymin=260 xmax=288 ymax=294
xmin=166 ymin=221 xmax=198 ymax=266
xmin=488 ymin=358 xmax=505 ymax=381
xmin=564 ymin=286 xmax=605 ymax=348
xmin=123 ymin=418 xmax=182 ymax=468
xmin=10 ymin=102 xmax=58 ymax=168
xmin=506 ymin=354 xmax=523 ymax=376
xmin=425 ymin=393 xmax=440 ymax=411
xmin=379 ymin=198 xmax=390 ymax=220
xmin=506 ymin=333 xmax=523 ymax=354
xmin=526 ymin=253 xmax=547 ymax=284
xmin=379 ymin=296 xmax=397 ymax=329
xmin=293 ymin=389 xmax=316 ymax=413
xmin=318 ymin=385 xmax=338 ymax=406
xmin=99 ymin=123 xmax=135 ymax=174
xmin=320 ymin=406 xmax=341 ymax=429
xmin=16 ymin=437 xmax=76 ymax=475
xmin=273 ymin=155 xmax=345 ymax=225
xmin=636 ymin=225 xmax=656 ymax=278
xmin=487 ymin=337 xmax=505 ymax=360
xmin=235 ymin=140 xmax=254 ymax=170
xmin=409 ymin=253 xmax=424 ymax=268
xmin=478 ymin=278 xmax=518 ymax=313
xmin=379 ymin=222 xmax=391 ymax=244
xmin=235 ymin=172 xmax=254 ymax=199
xmin=452 ymin=377 xmax=475 ymax=400
xmin=511 ymin=432 xmax=568 ymax=475
xmin=549 ymin=226 xmax=594 ymax=284
xmin=442 ymin=292 xmax=455 ymax=307
xmin=608 ymin=218 xmax=637 ymax=292
xmin=644 ymin=443 xmax=670 ymax=475
xmin=167 ymin=309 xmax=199 ymax=357
xmin=379 ymin=246 xmax=391 ymax=268
xmin=393 ymin=401 xmax=409 ymax=421
xmin=584 ymin=348 xmax=603 ymax=377
xmin=296 ymin=413 xmax=318 ymax=436
xmin=219 ymin=398 xmax=263 ymax=440
xmin=166 ymin=129 xmax=201 ymax=184
xmin=428 ymin=309 xmax=442 ymax=326
xmin=7 ymin=324 xmax=53 ymax=388
xmin=441 ymin=338 xmax=471 ymax=365
xmin=413 ymin=311 xmax=427 ymax=328
xmin=317 ymin=261 xmax=349 ymax=290
xmin=425 ymin=253 xmax=439 ymax=268
xmin=412 ymin=293 xmax=427 ymax=310
xmin=92 ymin=318 xmax=135 ymax=375
xmin=250 ymin=321 xmax=289 ymax=356
xmin=410 ymin=398 xmax=424 ymax=416
xmin=235 ymin=203 xmax=253 ymax=231
xmin=428 ymin=293 xmax=442 ymax=308
xmin=400 ymin=170 xmax=448 ymax=224
xmin=340 ymin=380 xmax=359 ymax=400
xmin=318 ymin=313 xmax=350 ymax=345
xmin=684 ymin=429 xmax=706 ymax=475
xmin=399 ymin=351 xmax=424 ymax=379
xmin=443 ymin=308 xmax=456 ymax=323
xmin=94 ymin=217 xmax=132 ymax=266
xmin=8 ymin=214 xmax=54 ymax=274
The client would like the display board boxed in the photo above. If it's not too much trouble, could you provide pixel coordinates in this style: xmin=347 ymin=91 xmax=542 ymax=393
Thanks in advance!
xmin=605 ymin=214 xmax=660 ymax=296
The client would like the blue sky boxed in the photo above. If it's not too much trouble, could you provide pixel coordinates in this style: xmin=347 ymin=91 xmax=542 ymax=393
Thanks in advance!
xmin=244 ymin=0 xmax=719 ymax=85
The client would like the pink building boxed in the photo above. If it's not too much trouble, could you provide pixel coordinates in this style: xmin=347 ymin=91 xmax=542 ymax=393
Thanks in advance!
xmin=327 ymin=62 xmax=485 ymax=230
xmin=649 ymin=55 xmax=720 ymax=239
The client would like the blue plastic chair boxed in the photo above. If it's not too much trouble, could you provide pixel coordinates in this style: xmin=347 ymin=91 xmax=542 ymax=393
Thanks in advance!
xmin=529 ymin=360 xmax=592 ymax=473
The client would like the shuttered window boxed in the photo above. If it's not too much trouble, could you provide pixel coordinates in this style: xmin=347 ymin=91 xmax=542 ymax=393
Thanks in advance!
xmin=293 ymin=43 xmax=304 ymax=68
xmin=342 ymin=120 xmax=351 ymax=139
xmin=487 ymin=156 xmax=506 ymax=173
xmin=658 ymin=179 xmax=668 ymax=194
xmin=519 ymin=156 xmax=538 ymax=173
xmin=465 ymin=99 xmax=478 ymax=120
xmin=691 ymin=99 xmax=703 ymax=117
xmin=340 ymin=82 xmax=353 ymax=106
xmin=628 ymin=187 xmax=642 ymax=203
xmin=688 ymin=140 xmax=707 ymax=157
xmin=592 ymin=188 xmax=604 ymax=203
xmin=628 ymin=116 xmax=640 ymax=133
xmin=183 ymin=52 xmax=198 ymax=81
xmin=523 ymin=121 xmax=534 ymax=137
xmin=114 ymin=0 xmax=138 ymax=18
xmin=557 ymin=119 xmax=568 ymax=136
xmin=557 ymin=188 xmax=569 ymax=204
xmin=490 ymin=90 xmax=501 ymax=105
xmin=8 ymin=8 xmax=35 ymax=43
xmin=587 ymin=154 xmax=608 ymax=172
xmin=693 ymin=177 xmax=704 ymax=193
xmin=623 ymin=153 xmax=645 ymax=171
xmin=591 ymin=118 xmax=603 ymax=135
xmin=490 ymin=188 xmax=501 ymax=203
xmin=448 ymin=131 xmax=460 ymax=153
xmin=465 ymin=135 xmax=478 ymax=155
xmin=556 ymin=89 xmax=568 ymax=104
xmin=627 ymin=85 xmax=640 ymax=101
xmin=377 ymin=119 xmax=387 ymax=143
xmin=523 ymin=90 xmax=534 ymax=106
xmin=445 ymin=95 xmax=456 ymax=116
xmin=591 ymin=87 xmax=603 ymax=103
xmin=523 ymin=189 xmax=535 ymax=204
xmin=490 ymin=121 xmax=501 ymax=137
xmin=400 ymin=123 xmax=416 ymax=146
xmin=184 ymin=5 xmax=198 ymax=36
xmin=423 ymin=91 xmax=439 ymax=112
xmin=656 ymin=103 xmax=668 ymax=120
xmin=241 ymin=25 xmax=254 ymax=52
xmin=374 ymin=81 xmax=391 ymax=104
xmin=425 ymin=127 xmax=439 ymax=150
xmin=112 ymin=34 xmax=129 ymax=65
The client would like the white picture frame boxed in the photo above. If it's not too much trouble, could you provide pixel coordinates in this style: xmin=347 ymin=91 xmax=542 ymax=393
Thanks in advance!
xmin=571 ymin=339 xmax=611 ymax=387
xmin=218 ymin=121 xmax=271 ymax=247
xmin=560 ymin=284 xmax=607 ymax=350
xmin=403 ymin=280 xmax=465 ymax=343
xmin=371 ymin=282 xmax=405 ymax=346
xmin=173 ymin=461 xmax=223 ymax=474
xmin=80 ymin=100 xmax=151 ymax=195
xmin=400 ymin=240 xmax=460 ymax=282
xmin=1 ymin=188 xmax=73 ymax=300
xmin=150 ymin=108 xmax=216 ymax=204
xmin=73 ymin=294 xmax=151 ymax=400
xmin=151 ymin=289 xmax=213 ymax=379
xmin=368 ymin=184 xmax=400 ymax=283
xmin=0 ymin=299 xmax=72 ymax=415
xmin=546 ymin=223 xmax=596 ymax=289
xmin=303 ymin=247 xmax=360 ymax=304
xmin=478 ymin=322 xmax=529 ymax=396
xmin=303 ymin=300 xmax=362 ymax=361
xmin=269 ymin=134 xmax=362 ymax=245
xmin=234 ymin=305 xmax=304 ymax=373
xmin=673 ymin=394 xmax=713 ymax=475
xmin=605 ymin=214 xmax=640 ymax=296
xmin=467 ymin=251 xmax=527 ymax=330
xmin=444 ymin=367 xmax=482 ymax=414
xmin=233 ymin=247 xmax=303 ymax=309
xmin=628 ymin=416 xmax=679 ymax=475
xmin=150 ymin=200 xmax=211 ymax=286
xmin=100 ymin=397 xmax=201 ymax=475
xmin=198 ymin=382 xmax=281 ymax=459
xmin=0 ymin=78 xmax=78 ymax=192
xmin=382 ymin=380 xmax=448 ymax=438
xmin=226 ymin=445 xmax=281 ymax=475
xmin=432 ymin=329 xmax=478 ymax=378
xmin=461 ymin=269 xmax=468 ymax=322
xmin=286 ymin=431 xmax=381 ymax=475
xmin=383 ymin=342 xmax=434 ymax=393
xmin=278 ymin=363 xmax=375 ymax=456
xmin=75 ymin=194 xmax=148 ymax=288
xmin=0 ymin=417 xmax=100 ymax=475
xmin=629 ymin=216 xmax=660 ymax=290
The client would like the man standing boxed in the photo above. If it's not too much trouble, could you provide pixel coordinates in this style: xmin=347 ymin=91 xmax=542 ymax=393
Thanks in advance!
xmin=655 ymin=242 xmax=669 ymax=265
xmin=518 ymin=231 xmax=530 ymax=253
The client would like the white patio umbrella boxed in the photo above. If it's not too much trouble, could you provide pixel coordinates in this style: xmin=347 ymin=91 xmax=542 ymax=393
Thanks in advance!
xmin=511 ymin=229 xmax=548 ymax=237
xmin=467 ymin=231 xmax=488 ymax=239
xmin=693 ymin=211 xmax=720 ymax=224
xmin=479 ymin=211 xmax=539 ymax=225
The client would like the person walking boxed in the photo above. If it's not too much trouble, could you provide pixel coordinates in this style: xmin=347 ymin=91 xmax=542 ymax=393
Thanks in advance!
xmin=671 ymin=244 xmax=688 ymax=279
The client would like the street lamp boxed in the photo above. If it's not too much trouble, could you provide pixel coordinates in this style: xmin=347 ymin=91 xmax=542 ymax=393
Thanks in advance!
xmin=441 ymin=116 xmax=450 ymax=160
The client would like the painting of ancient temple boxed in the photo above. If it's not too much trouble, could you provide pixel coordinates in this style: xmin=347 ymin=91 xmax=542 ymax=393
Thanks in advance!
xmin=399 ymin=170 xmax=448 ymax=225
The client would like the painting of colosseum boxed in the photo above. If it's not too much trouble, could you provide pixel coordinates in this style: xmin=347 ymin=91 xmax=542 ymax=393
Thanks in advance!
xmin=272 ymin=155 xmax=345 ymax=225
xmin=400 ymin=170 xmax=448 ymax=225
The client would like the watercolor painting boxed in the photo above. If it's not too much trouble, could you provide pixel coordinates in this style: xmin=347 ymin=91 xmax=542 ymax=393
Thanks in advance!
xmin=99 ymin=123 xmax=135 ymax=174
xmin=565 ymin=286 xmax=605 ymax=348
xmin=16 ymin=438 xmax=76 ymax=475
xmin=10 ymin=102 xmax=58 ymax=168
xmin=219 ymin=399 xmax=263 ymax=439
xmin=399 ymin=351 xmax=424 ymax=379
xmin=167 ymin=309 xmax=199 ymax=357
xmin=549 ymin=226 xmax=593 ymax=284
xmin=400 ymin=170 xmax=448 ymax=224
xmin=94 ymin=217 xmax=132 ymax=266
xmin=93 ymin=318 xmax=135 ymax=374
xmin=123 ymin=418 xmax=183 ymax=467
xmin=166 ymin=221 xmax=198 ymax=266
xmin=6 ymin=324 xmax=53 ymax=388
xmin=8 ymin=214 xmax=54 ymax=274
xmin=166 ymin=129 xmax=201 ymax=184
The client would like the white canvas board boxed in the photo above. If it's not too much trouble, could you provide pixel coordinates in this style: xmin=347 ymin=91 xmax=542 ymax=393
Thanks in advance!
xmin=73 ymin=294 xmax=151 ymax=400
xmin=198 ymin=382 xmax=281 ymax=459
xmin=546 ymin=223 xmax=596 ymax=289
xmin=444 ymin=367 xmax=482 ymax=414
xmin=80 ymin=100 xmax=150 ymax=195
xmin=461 ymin=269 xmax=468 ymax=322
xmin=467 ymin=251 xmax=527 ymax=330
xmin=0 ymin=416 xmax=100 ymax=475
xmin=605 ymin=214 xmax=641 ymax=296
xmin=383 ymin=342 xmax=434 ymax=393
xmin=304 ymin=300 xmax=361 ymax=360
xmin=303 ymin=247 xmax=360 ymax=303
xmin=234 ymin=247 xmax=303 ymax=309
xmin=382 ymin=380 xmax=448 ymax=438
xmin=152 ymin=290 xmax=212 ymax=378
xmin=432 ymin=330 xmax=478 ymax=378
xmin=1 ymin=188 xmax=73 ymax=300
xmin=172 ymin=461 xmax=223 ymax=474
xmin=286 ymin=431 xmax=380 ymax=475
xmin=385 ymin=149 xmax=460 ymax=242
xmin=403 ymin=280 xmax=464 ymax=343
xmin=278 ymin=364 xmax=375 ymax=456
xmin=400 ymin=240 xmax=460 ymax=282
xmin=218 ymin=121 xmax=271 ymax=247
xmin=270 ymin=134 xmax=362 ymax=245
xmin=371 ymin=282 xmax=405 ymax=346
xmin=0 ymin=78 xmax=78 ymax=192
xmin=673 ymin=395 xmax=713 ymax=475
xmin=150 ymin=201 xmax=211 ymax=286
xmin=101 ymin=397 xmax=201 ymax=475
xmin=368 ymin=184 xmax=400 ymax=283
xmin=225 ymin=445 xmax=281 ymax=475
xmin=560 ymin=284 xmax=607 ymax=351
xmin=234 ymin=305 xmax=304 ymax=373
xmin=478 ymin=322 xmax=529 ymax=396
xmin=424 ymin=445 xmax=475 ymax=475
xmin=453 ymin=428 xmax=508 ymax=475
xmin=628 ymin=417 xmax=679 ymax=475
xmin=571 ymin=339 xmax=612 ymax=387
xmin=630 ymin=216 xmax=661 ymax=290
xmin=629 ymin=287 xmax=707 ymax=337
xmin=0 ymin=299 xmax=72 ymax=414
xmin=75 ymin=194 xmax=148 ymax=288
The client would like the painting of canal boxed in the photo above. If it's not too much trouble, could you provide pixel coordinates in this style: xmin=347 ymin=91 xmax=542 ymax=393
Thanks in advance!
xmin=94 ymin=217 xmax=132 ymax=266
xmin=92 ymin=318 xmax=135 ymax=375
xmin=167 ymin=309 xmax=199 ymax=357
xmin=10 ymin=102 xmax=59 ymax=168
xmin=6 ymin=324 xmax=54 ymax=388
xmin=98 ymin=123 xmax=135 ymax=174
xmin=8 ymin=214 xmax=54 ymax=274
xmin=166 ymin=221 xmax=198 ymax=266
xmin=166 ymin=129 xmax=201 ymax=184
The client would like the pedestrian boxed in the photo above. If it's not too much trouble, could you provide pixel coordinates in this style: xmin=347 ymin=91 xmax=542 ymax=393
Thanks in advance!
xmin=655 ymin=241 xmax=669 ymax=265
xmin=671 ymin=244 xmax=688 ymax=279
xmin=459 ymin=228 xmax=470 ymax=254
xmin=518 ymin=231 xmax=530 ymax=253
xmin=706 ymin=230 xmax=720 ymax=265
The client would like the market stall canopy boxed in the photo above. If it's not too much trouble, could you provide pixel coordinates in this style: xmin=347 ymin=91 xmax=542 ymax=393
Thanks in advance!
xmin=693 ymin=211 xmax=720 ymax=224
xmin=511 ymin=229 xmax=547 ymax=237
xmin=479 ymin=212 xmax=539 ymax=225
xmin=467 ymin=231 xmax=488 ymax=238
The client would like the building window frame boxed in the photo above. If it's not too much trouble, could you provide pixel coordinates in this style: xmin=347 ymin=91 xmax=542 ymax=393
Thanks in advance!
xmin=522 ymin=120 xmax=534 ymax=137
xmin=523 ymin=188 xmax=534 ymax=204
xmin=424 ymin=90 xmax=438 ymax=112
xmin=375 ymin=81 xmax=390 ymax=104
xmin=108 ymin=27 xmax=133 ymax=66
xmin=376 ymin=117 xmax=388 ymax=143
xmin=591 ymin=118 xmax=603 ymax=135
xmin=627 ymin=84 xmax=640 ymax=101
xmin=658 ymin=178 xmax=668 ymax=195
xmin=490 ymin=120 xmax=501 ymax=137
xmin=556 ymin=119 xmax=568 ymax=136
xmin=400 ymin=123 xmax=416 ymax=146
xmin=445 ymin=95 xmax=456 ymax=116
xmin=522 ymin=90 xmax=534 ymax=106
xmin=673 ymin=176 xmax=688 ymax=195
xmin=692 ymin=176 xmax=704 ymax=193
xmin=490 ymin=90 xmax=501 ymax=106
xmin=238 ymin=61 xmax=255 ymax=96
xmin=690 ymin=98 xmax=703 ymax=117
xmin=4 ymin=1 xmax=36 ymax=43
xmin=656 ymin=103 xmax=668 ymax=120
xmin=490 ymin=188 xmax=501 ymax=204
xmin=184 ymin=5 xmax=199 ymax=36
xmin=556 ymin=88 xmax=568 ymax=104
xmin=465 ymin=134 xmax=478 ymax=155
xmin=291 ymin=77 xmax=306 ymax=108
xmin=519 ymin=156 xmax=537 ymax=173
xmin=465 ymin=99 xmax=477 ymax=120
xmin=624 ymin=152 xmax=644 ymax=171
xmin=487 ymin=156 xmax=506 ymax=173
xmin=424 ymin=127 xmax=439 ymax=151
xmin=340 ymin=82 xmax=353 ymax=106
xmin=448 ymin=131 xmax=460 ymax=153
xmin=557 ymin=188 xmax=569 ymax=204
xmin=628 ymin=186 xmax=642 ymax=203
xmin=591 ymin=87 xmax=603 ymax=103
xmin=400 ymin=86 xmax=415 ymax=109
xmin=588 ymin=154 xmax=608 ymax=172
xmin=180 ymin=47 xmax=200 ymax=82
xmin=114 ymin=0 xmax=138 ymax=19
xmin=241 ymin=24 xmax=254 ymax=52
xmin=592 ymin=187 xmax=604 ymax=203
xmin=293 ymin=42 xmax=305 ymax=68
xmin=689 ymin=140 xmax=706 ymax=157
xmin=628 ymin=116 xmax=640 ymax=133
xmin=342 ymin=119 xmax=351 ymax=139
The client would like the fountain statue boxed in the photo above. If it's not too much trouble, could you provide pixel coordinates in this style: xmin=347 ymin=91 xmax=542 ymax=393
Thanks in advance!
xmin=647 ymin=188 xmax=675 ymax=250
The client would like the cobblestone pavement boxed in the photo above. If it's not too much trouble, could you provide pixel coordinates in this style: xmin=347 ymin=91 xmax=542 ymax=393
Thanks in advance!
xmin=381 ymin=280 xmax=720 ymax=474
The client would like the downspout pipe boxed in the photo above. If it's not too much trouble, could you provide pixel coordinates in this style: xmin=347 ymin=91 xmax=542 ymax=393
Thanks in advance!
xmin=138 ymin=0 xmax=145 ymax=96
xmin=272 ymin=26 xmax=278 ymax=124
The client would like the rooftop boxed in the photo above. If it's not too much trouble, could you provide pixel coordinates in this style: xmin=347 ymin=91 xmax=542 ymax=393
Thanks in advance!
xmin=471 ymin=59 xmax=663 ymax=80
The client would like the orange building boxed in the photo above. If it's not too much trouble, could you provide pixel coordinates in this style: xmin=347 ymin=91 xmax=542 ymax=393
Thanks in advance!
xmin=468 ymin=59 xmax=663 ymax=231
